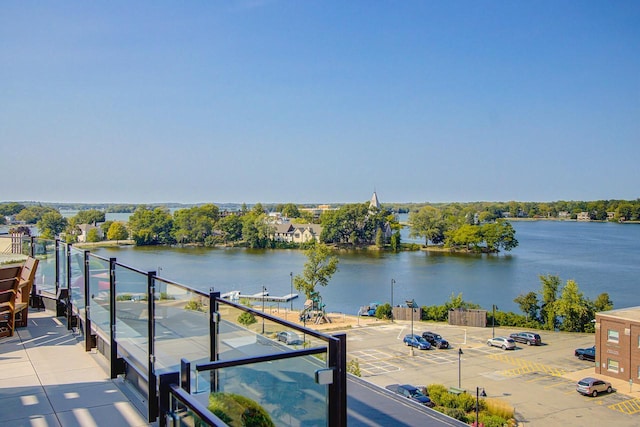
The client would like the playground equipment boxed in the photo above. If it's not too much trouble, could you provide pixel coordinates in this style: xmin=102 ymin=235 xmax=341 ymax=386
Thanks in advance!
xmin=299 ymin=291 xmax=331 ymax=324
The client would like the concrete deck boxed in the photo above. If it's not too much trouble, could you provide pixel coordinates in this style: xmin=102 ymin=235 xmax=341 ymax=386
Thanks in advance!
xmin=0 ymin=310 xmax=150 ymax=427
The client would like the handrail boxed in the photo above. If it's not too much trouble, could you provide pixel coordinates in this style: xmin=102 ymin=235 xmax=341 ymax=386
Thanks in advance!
xmin=219 ymin=297 xmax=336 ymax=341
xmin=196 ymin=346 xmax=327 ymax=372
xmin=168 ymin=383 xmax=227 ymax=426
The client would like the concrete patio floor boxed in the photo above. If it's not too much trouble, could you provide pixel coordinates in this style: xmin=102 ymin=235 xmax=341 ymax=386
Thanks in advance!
xmin=0 ymin=309 xmax=150 ymax=427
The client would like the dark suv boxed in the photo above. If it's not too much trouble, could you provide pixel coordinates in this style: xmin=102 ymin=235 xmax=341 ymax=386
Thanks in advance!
xmin=422 ymin=331 xmax=450 ymax=349
xmin=509 ymin=332 xmax=542 ymax=346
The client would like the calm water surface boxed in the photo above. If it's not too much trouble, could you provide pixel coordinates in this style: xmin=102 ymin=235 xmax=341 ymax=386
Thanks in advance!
xmin=93 ymin=221 xmax=640 ymax=315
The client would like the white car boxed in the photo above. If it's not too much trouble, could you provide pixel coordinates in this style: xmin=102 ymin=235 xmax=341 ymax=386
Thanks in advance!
xmin=487 ymin=336 xmax=516 ymax=350
xmin=276 ymin=331 xmax=301 ymax=345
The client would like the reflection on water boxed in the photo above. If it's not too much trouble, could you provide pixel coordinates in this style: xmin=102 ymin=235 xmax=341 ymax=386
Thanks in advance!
xmin=94 ymin=221 xmax=640 ymax=314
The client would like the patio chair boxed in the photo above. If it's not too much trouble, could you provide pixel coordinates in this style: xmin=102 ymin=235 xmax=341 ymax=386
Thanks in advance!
xmin=14 ymin=257 xmax=39 ymax=328
xmin=0 ymin=266 xmax=21 ymax=337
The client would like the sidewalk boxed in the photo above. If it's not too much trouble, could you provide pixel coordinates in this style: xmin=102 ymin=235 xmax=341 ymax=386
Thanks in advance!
xmin=562 ymin=367 xmax=640 ymax=399
xmin=0 ymin=310 xmax=149 ymax=427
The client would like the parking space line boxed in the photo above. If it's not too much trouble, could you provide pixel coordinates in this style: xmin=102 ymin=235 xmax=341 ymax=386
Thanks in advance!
xmin=487 ymin=353 xmax=566 ymax=377
xmin=609 ymin=398 xmax=640 ymax=415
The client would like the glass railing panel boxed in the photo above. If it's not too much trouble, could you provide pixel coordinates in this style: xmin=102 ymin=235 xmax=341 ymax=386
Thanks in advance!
xmin=217 ymin=303 xmax=329 ymax=361
xmin=113 ymin=264 xmax=149 ymax=364
xmin=57 ymin=242 xmax=69 ymax=291
xmin=153 ymin=280 xmax=210 ymax=373
xmin=195 ymin=356 xmax=329 ymax=426
xmin=69 ymin=246 xmax=86 ymax=318
xmin=88 ymin=255 xmax=111 ymax=335
xmin=32 ymin=238 xmax=56 ymax=294
xmin=168 ymin=386 xmax=227 ymax=427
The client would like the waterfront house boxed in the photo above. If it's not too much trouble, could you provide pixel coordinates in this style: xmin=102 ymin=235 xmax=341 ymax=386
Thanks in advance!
xmin=577 ymin=212 xmax=591 ymax=221
xmin=77 ymin=223 xmax=104 ymax=242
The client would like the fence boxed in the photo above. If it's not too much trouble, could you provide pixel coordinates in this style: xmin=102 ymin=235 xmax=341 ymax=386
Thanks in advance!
xmin=3 ymin=235 xmax=347 ymax=426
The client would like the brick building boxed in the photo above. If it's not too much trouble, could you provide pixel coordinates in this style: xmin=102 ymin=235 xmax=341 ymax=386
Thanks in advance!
xmin=595 ymin=306 xmax=640 ymax=382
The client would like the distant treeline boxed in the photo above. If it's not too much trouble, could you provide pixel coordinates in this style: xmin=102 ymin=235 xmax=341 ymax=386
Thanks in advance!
xmin=389 ymin=199 xmax=640 ymax=221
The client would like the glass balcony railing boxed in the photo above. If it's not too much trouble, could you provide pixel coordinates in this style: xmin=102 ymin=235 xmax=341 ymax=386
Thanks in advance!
xmin=8 ymin=236 xmax=346 ymax=426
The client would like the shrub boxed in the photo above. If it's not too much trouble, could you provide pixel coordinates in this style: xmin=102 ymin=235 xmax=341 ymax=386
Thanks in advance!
xmin=426 ymin=384 xmax=448 ymax=405
xmin=442 ymin=407 xmax=468 ymax=422
xmin=479 ymin=412 xmax=511 ymax=427
xmin=484 ymin=397 xmax=514 ymax=420
xmin=347 ymin=359 xmax=361 ymax=377
xmin=185 ymin=299 xmax=205 ymax=312
xmin=375 ymin=303 xmax=392 ymax=320
xmin=238 ymin=311 xmax=257 ymax=327
xmin=208 ymin=392 xmax=274 ymax=427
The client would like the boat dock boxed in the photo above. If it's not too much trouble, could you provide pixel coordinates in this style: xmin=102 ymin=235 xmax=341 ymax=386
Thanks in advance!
xmin=221 ymin=290 xmax=299 ymax=303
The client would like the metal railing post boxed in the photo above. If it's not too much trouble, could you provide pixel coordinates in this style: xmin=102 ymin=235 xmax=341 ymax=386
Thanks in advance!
xmin=84 ymin=251 xmax=93 ymax=351
xmin=148 ymin=271 xmax=158 ymax=422
xmin=66 ymin=244 xmax=73 ymax=330
xmin=109 ymin=258 xmax=125 ymax=378
xmin=328 ymin=333 xmax=347 ymax=426
xmin=209 ymin=291 xmax=220 ymax=393
xmin=158 ymin=371 xmax=180 ymax=427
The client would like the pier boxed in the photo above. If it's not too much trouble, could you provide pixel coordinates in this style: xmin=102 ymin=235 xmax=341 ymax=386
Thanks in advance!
xmin=221 ymin=290 xmax=299 ymax=303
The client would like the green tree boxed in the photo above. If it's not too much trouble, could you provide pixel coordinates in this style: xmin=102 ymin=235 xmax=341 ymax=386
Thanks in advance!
xmin=86 ymin=228 xmax=102 ymax=242
xmin=447 ymin=224 xmax=482 ymax=250
xmin=128 ymin=206 xmax=174 ymax=245
xmin=218 ymin=215 xmax=243 ymax=242
xmin=281 ymin=203 xmax=300 ymax=218
xmin=408 ymin=206 xmax=445 ymax=245
xmin=593 ymin=293 xmax=614 ymax=313
xmin=0 ymin=202 xmax=26 ymax=216
xmin=514 ymin=291 xmax=539 ymax=321
xmin=241 ymin=213 xmax=274 ymax=248
xmin=556 ymin=279 xmax=590 ymax=332
xmin=107 ymin=222 xmax=129 ymax=241
xmin=481 ymin=220 xmax=518 ymax=252
xmin=73 ymin=209 xmax=106 ymax=225
xmin=15 ymin=206 xmax=58 ymax=224
xmin=539 ymin=275 xmax=561 ymax=331
xmin=390 ymin=230 xmax=401 ymax=252
xmin=37 ymin=211 xmax=68 ymax=239
xmin=375 ymin=228 xmax=384 ymax=248
xmin=293 ymin=243 xmax=339 ymax=298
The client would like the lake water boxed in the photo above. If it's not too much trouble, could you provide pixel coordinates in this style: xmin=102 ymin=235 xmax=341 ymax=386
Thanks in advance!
xmin=92 ymin=220 xmax=640 ymax=315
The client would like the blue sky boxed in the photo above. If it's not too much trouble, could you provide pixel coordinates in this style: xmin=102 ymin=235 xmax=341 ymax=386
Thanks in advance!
xmin=2 ymin=1 xmax=639 ymax=205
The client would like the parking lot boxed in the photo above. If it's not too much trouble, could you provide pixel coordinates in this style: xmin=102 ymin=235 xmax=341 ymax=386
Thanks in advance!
xmin=341 ymin=321 xmax=640 ymax=426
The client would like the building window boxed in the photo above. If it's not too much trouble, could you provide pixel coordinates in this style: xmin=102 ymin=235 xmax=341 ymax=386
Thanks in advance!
xmin=608 ymin=329 xmax=619 ymax=343
xmin=638 ymin=365 xmax=640 ymax=379
xmin=638 ymin=335 xmax=640 ymax=348
xmin=607 ymin=359 xmax=619 ymax=373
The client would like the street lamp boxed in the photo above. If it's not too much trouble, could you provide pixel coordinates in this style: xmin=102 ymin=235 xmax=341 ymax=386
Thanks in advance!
xmin=458 ymin=348 xmax=464 ymax=388
xmin=492 ymin=304 xmax=498 ymax=338
xmin=290 ymin=272 xmax=293 ymax=312
xmin=262 ymin=286 xmax=267 ymax=334
xmin=390 ymin=279 xmax=395 ymax=322
xmin=406 ymin=299 xmax=416 ymax=356
xmin=476 ymin=387 xmax=486 ymax=427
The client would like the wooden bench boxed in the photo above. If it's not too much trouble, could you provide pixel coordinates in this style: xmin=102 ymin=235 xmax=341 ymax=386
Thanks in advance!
xmin=448 ymin=387 xmax=466 ymax=395
xmin=0 ymin=257 xmax=39 ymax=336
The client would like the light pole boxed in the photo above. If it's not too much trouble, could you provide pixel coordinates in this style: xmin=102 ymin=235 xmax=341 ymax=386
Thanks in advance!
xmin=390 ymin=279 xmax=395 ymax=322
xmin=262 ymin=286 xmax=267 ymax=334
xmin=290 ymin=272 xmax=293 ymax=312
xmin=406 ymin=299 xmax=416 ymax=356
xmin=476 ymin=387 xmax=486 ymax=427
xmin=492 ymin=304 xmax=498 ymax=338
xmin=458 ymin=348 xmax=464 ymax=388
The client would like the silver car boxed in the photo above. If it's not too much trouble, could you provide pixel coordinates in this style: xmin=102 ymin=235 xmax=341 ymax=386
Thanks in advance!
xmin=577 ymin=377 xmax=612 ymax=397
xmin=487 ymin=336 xmax=516 ymax=350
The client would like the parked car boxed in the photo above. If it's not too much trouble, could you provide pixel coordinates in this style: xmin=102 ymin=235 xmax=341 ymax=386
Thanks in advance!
xmin=509 ymin=332 xmax=542 ymax=346
xmin=576 ymin=377 xmax=612 ymax=397
xmin=403 ymin=334 xmax=431 ymax=350
xmin=574 ymin=346 xmax=596 ymax=361
xmin=276 ymin=331 xmax=301 ymax=345
xmin=422 ymin=331 xmax=450 ymax=349
xmin=487 ymin=336 xmax=516 ymax=350
xmin=385 ymin=384 xmax=434 ymax=407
